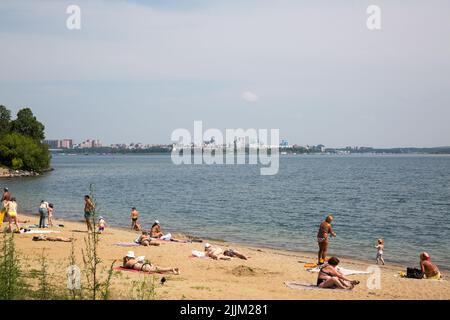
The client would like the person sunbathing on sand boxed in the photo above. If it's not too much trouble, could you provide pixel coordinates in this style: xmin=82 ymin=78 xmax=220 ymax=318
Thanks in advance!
xmin=138 ymin=231 xmax=160 ymax=246
xmin=223 ymin=248 xmax=248 ymax=260
xmin=317 ymin=257 xmax=360 ymax=290
xmin=420 ymin=252 xmax=441 ymax=280
xmin=204 ymin=243 xmax=248 ymax=260
xmin=32 ymin=235 xmax=74 ymax=242
xmin=122 ymin=251 xmax=180 ymax=274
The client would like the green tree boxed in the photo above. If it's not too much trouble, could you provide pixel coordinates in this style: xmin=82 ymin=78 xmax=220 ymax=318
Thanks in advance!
xmin=10 ymin=108 xmax=45 ymax=141
xmin=0 ymin=105 xmax=11 ymax=137
xmin=0 ymin=133 xmax=50 ymax=172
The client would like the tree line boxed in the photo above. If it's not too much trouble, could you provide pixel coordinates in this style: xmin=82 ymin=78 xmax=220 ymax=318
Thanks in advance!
xmin=0 ymin=105 xmax=50 ymax=172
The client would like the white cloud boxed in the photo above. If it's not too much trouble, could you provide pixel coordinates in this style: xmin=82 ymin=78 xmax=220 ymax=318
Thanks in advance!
xmin=242 ymin=91 xmax=259 ymax=103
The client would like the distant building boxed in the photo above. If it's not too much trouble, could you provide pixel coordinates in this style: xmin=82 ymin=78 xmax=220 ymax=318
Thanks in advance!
xmin=43 ymin=139 xmax=60 ymax=149
xmin=43 ymin=139 xmax=73 ymax=149
xmin=60 ymin=139 xmax=73 ymax=149
xmin=280 ymin=139 xmax=289 ymax=148
xmin=77 ymin=139 xmax=102 ymax=148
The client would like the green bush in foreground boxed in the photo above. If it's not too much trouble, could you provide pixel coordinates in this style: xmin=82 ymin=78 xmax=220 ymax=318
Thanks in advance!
xmin=0 ymin=233 xmax=27 ymax=300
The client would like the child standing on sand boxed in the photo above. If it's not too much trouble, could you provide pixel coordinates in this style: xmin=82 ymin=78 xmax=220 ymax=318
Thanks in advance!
xmin=130 ymin=207 xmax=139 ymax=230
xmin=47 ymin=203 xmax=54 ymax=227
xmin=98 ymin=216 xmax=107 ymax=233
xmin=375 ymin=239 xmax=385 ymax=265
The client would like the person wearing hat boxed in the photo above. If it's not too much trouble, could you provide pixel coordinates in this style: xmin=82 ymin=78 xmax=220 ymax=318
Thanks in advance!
xmin=97 ymin=216 xmax=107 ymax=234
xmin=150 ymin=220 xmax=163 ymax=238
xmin=420 ymin=252 xmax=441 ymax=280
xmin=122 ymin=251 xmax=180 ymax=275
xmin=204 ymin=243 xmax=231 ymax=260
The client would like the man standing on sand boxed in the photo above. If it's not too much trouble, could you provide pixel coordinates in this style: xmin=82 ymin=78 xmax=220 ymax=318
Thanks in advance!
xmin=317 ymin=215 xmax=336 ymax=265
xmin=130 ymin=207 xmax=139 ymax=230
xmin=1 ymin=187 xmax=11 ymax=203
xmin=84 ymin=195 xmax=95 ymax=232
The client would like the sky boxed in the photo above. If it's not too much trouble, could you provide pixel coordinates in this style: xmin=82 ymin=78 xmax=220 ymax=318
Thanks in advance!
xmin=0 ymin=0 xmax=449 ymax=148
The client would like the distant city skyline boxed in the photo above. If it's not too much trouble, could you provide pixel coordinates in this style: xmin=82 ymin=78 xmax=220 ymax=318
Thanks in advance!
xmin=1 ymin=0 xmax=450 ymax=148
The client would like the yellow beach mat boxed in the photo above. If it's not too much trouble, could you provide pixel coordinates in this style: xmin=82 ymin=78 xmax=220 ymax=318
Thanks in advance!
xmin=304 ymin=263 xmax=318 ymax=268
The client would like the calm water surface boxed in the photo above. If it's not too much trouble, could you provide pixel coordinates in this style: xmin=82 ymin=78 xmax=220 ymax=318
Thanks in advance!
xmin=4 ymin=154 xmax=450 ymax=268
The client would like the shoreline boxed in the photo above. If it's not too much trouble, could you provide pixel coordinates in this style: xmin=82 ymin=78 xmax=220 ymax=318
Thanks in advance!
xmin=0 ymin=167 xmax=53 ymax=179
xmin=6 ymin=213 xmax=449 ymax=299
xmin=17 ymin=212 xmax=449 ymax=273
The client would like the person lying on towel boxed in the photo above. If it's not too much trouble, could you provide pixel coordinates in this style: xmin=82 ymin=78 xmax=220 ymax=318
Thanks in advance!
xmin=122 ymin=251 xmax=180 ymax=275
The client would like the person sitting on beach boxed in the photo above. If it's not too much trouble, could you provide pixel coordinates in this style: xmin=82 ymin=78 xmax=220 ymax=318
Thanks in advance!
xmin=130 ymin=207 xmax=139 ymax=230
xmin=150 ymin=220 xmax=163 ymax=238
xmin=47 ymin=203 xmax=54 ymax=227
xmin=98 ymin=216 xmax=107 ymax=234
xmin=138 ymin=231 xmax=160 ymax=247
xmin=317 ymin=215 xmax=336 ymax=265
xmin=149 ymin=220 xmax=183 ymax=242
xmin=375 ymin=239 xmax=385 ymax=265
xmin=32 ymin=234 xmax=73 ymax=242
xmin=420 ymin=252 xmax=441 ymax=280
xmin=317 ymin=257 xmax=360 ymax=289
xmin=204 ymin=243 xmax=231 ymax=260
xmin=84 ymin=195 xmax=95 ymax=232
xmin=122 ymin=251 xmax=180 ymax=274
xmin=6 ymin=197 xmax=20 ymax=233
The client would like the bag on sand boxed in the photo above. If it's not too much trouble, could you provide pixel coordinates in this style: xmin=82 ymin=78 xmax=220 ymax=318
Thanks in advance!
xmin=406 ymin=267 xmax=424 ymax=279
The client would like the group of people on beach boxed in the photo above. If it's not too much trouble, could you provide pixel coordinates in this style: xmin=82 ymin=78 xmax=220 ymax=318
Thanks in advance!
xmin=315 ymin=214 xmax=442 ymax=289
xmin=0 ymin=187 xmax=57 ymax=233
xmin=1 ymin=187 xmax=443 ymax=289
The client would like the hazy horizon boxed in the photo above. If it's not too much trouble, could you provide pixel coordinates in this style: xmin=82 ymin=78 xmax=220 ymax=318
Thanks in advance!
xmin=1 ymin=0 xmax=449 ymax=148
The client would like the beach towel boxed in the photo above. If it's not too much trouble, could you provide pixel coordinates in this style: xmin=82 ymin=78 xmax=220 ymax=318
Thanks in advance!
xmin=115 ymin=242 xmax=140 ymax=247
xmin=285 ymin=281 xmax=349 ymax=292
xmin=22 ymin=230 xmax=61 ymax=234
xmin=306 ymin=266 xmax=370 ymax=276
xmin=113 ymin=267 xmax=157 ymax=274
xmin=191 ymin=250 xmax=207 ymax=258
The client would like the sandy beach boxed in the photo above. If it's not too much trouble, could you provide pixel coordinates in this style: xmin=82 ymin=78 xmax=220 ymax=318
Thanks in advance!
xmin=3 ymin=213 xmax=447 ymax=300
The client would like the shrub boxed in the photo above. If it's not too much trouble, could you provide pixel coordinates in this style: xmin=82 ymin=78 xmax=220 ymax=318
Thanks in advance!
xmin=0 ymin=133 xmax=50 ymax=172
